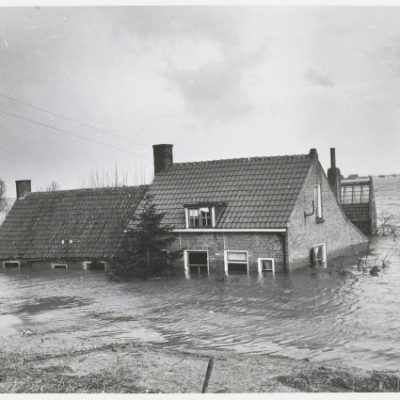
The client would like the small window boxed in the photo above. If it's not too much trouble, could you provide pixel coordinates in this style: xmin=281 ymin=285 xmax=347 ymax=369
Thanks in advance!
xmin=258 ymin=258 xmax=275 ymax=275
xmin=83 ymin=261 xmax=106 ymax=271
xmin=225 ymin=251 xmax=249 ymax=275
xmin=186 ymin=206 xmax=215 ymax=228
xmin=188 ymin=209 xmax=200 ymax=228
xmin=341 ymin=186 xmax=353 ymax=204
xmin=3 ymin=261 xmax=20 ymax=269
xmin=51 ymin=263 xmax=68 ymax=270
xmin=185 ymin=250 xmax=209 ymax=276
xmin=311 ymin=243 xmax=326 ymax=266
xmin=360 ymin=185 xmax=370 ymax=203
xmin=352 ymin=185 xmax=361 ymax=203
xmin=314 ymin=184 xmax=323 ymax=221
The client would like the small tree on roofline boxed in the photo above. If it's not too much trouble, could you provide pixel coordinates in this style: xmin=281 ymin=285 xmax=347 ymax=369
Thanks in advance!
xmin=111 ymin=192 xmax=182 ymax=278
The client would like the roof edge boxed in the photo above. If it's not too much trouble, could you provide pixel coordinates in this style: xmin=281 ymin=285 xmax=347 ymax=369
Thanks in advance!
xmin=173 ymin=228 xmax=286 ymax=233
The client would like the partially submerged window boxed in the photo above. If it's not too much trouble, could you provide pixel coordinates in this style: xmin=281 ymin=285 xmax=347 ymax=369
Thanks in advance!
xmin=3 ymin=261 xmax=20 ymax=269
xmin=341 ymin=184 xmax=370 ymax=205
xmin=224 ymin=251 xmax=249 ymax=275
xmin=83 ymin=261 xmax=106 ymax=271
xmin=314 ymin=184 xmax=323 ymax=221
xmin=186 ymin=206 xmax=215 ymax=228
xmin=310 ymin=243 xmax=326 ymax=266
xmin=257 ymin=258 xmax=275 ymax=276
xmin=185 ymin=250 xmax=209 ymax=276
xmin=51 ymin=263 xmax=68 ymax=270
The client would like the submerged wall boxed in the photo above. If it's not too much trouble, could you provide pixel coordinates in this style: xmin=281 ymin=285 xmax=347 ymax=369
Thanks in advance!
xmin=171 ymin=232 xmax=286 ymax=275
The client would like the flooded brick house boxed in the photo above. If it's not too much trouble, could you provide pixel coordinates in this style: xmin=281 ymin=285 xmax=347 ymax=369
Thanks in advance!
xmin=0 ymin=182 xmax=147 ymax=270
xmin=146 ymin=145 xmax=369 ymax=276
xmin=0 ymin=145 xmax=369 ymax=275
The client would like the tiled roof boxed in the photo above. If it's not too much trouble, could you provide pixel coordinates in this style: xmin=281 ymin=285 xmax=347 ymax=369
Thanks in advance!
xmin=148 ymin=154 xmax=314 ymax=229
xmin=0 ymin=186 xmax=148 ymax=260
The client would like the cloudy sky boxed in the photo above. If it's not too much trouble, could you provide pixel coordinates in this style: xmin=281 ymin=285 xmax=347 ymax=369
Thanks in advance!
xmin=0 ymin=6 xmax=399 ymax=195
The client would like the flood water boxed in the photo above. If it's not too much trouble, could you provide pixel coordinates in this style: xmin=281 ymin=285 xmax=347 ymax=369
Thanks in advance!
xmin=0 ymin=176 xmax=399 ymax=370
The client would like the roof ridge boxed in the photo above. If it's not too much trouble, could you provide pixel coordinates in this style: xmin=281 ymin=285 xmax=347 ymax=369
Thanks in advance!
xmin=173 ymin=153 xmax=310 ymax=167
xmin=29 ymin=184 xmax=148 ymax=196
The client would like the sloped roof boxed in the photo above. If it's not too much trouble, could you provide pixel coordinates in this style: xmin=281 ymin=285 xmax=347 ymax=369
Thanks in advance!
xmin=0 ymin=185 xmax=148 ymax=260
xmin=148 ymin=153 xmax=314 ymax=229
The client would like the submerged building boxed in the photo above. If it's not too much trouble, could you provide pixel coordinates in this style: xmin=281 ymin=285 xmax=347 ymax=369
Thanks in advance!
xmin=0 ymin=182 xmax=147 ymax=270
xmin=327 ymin=148 xmax=377 ymax=236
xmin=144 ymin=145 xmax=368 ymax=276
xmin=0 ymin=145 xmax=370 ymax=275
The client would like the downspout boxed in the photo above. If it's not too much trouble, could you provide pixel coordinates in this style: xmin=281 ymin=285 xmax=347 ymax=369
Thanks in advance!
xmin=283 ymin=228 xmax=290 ymax=273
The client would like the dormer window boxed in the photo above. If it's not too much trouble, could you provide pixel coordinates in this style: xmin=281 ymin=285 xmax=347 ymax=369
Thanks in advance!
xmin=187 ymin=207 xmax=214 ymax=228
xmin=184 ymin=202 xmax=226 ymax=229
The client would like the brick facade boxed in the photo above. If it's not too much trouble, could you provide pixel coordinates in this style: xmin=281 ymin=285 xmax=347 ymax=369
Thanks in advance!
xmin=171 ymin=232 xmax=285 ymax=275
xmin=287 ymin=160 xmax=369 ymax=270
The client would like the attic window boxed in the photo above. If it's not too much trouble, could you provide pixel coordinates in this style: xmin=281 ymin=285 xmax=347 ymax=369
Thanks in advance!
xmin=186 ymin=206 xmax=215 ymax=228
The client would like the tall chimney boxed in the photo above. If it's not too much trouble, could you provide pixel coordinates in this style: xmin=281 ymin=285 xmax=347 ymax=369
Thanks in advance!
xmin=327 ymin=148 xmax=341 ymax=202
xmin=16 ymin=180 xmax=31 ymax=200
xmin=153 ymin=144 xmax=173 ymax=175
xmin=309 ymin=148 xmax=318 ymax=161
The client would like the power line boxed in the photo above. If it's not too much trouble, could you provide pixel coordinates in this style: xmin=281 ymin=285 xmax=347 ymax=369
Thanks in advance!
xmin=0 ymin=92 xmax=149 ymax=148
xmin=0 ymin=109 xmax=150 ymax=159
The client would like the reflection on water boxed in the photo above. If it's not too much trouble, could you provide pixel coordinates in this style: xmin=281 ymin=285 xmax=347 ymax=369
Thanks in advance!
xmin=0 ymin=176 xmax=399 ymax=370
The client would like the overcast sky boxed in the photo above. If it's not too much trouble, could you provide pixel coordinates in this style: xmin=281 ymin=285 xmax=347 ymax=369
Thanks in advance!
xmin=0 ymin=6 xmax=399 ymax=196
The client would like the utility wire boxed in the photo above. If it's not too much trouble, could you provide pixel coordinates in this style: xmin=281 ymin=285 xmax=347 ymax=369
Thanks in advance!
xmin=0 ymin=109 xmax=149 ymax=159
xmin=0 ymin=92 xmax=148 ymax=148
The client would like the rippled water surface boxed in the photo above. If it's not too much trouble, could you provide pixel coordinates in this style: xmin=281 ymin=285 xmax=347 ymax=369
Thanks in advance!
xmin=0 ymin=176 xmax=399 ymax=370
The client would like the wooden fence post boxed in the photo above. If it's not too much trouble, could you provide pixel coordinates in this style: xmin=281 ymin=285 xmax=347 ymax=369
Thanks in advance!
xmin=202 ymin=357 xmax=214 ymax=393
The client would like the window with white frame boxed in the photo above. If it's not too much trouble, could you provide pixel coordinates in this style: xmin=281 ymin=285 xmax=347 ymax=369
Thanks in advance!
xmin=3 ymin=261 xmax=20 ymax=269
xmin=257 ymin=258 xmax=275 ymax=275
xmin=185 ymin=250 xmax=209 ymax=276
xmin=314 ymin=184 xmax=323 ymax=221
xmin=186 ymin=206 xmax=214 ymax=228
xmin=224 ymin=250 xmax=249 ymax=275
xmin=83 ymin=261 xmax=106 ymax=271
xmin=51 ymin=262 xmax=68 ymax=270
xmin=311 ymin=243 xmax=326 ymax=266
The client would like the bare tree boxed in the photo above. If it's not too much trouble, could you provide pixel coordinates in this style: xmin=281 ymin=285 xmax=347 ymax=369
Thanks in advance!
xmin=79 ymin=163 xmax=147 ymax=188
xmin=46 ymin=181 xmax=61 ymax=192
xmin=36 ymin=181 xmax=61 ymax=192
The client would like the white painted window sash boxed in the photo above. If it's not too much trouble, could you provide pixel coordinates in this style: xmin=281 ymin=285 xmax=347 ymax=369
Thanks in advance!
xmin=224 ymin=250 xmax=249 ymax=276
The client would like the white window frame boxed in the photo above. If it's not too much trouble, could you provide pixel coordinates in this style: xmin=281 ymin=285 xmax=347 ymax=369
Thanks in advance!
xmin=224 ymin=250 xmax=249 ymax=276
xmin=185 ymin=206 xmax=216 ymax=228
xmin=3 ymin=260 xmax=20 ymax=269
xmin=311 ymin=243 xmax=327 ymax=266
xmin=257 ymin=258 xmax=275 ymax=276
xmin=184 ymin=250 xmax=209 ymax=277
xmin=82 ymin=261 xmax=107 ymax=270
xmin=51 ymin=262 xmax=68 ymax=270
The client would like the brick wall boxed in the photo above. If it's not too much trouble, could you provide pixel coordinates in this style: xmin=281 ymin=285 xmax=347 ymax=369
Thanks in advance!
xmin=287 ymin=160 xmax=369 ymax=269
xmin=170 ymin=232 xmax=285 ymax=275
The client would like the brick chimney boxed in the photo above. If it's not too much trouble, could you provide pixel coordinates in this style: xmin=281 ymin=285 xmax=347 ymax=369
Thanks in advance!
xmin=327 ymin=148 xmax=341 ymax=202
xmin=309 ymin=148 xmax=318 ymax=160
xmin=16 ymin=180 xmax=31 ymax=200
xmin=153 ymin=144 xmax=173 ymax=175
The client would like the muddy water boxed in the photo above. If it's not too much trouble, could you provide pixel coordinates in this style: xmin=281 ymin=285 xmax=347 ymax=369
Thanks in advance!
xmin=0 ymin=176 xmax=399 ymax=370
